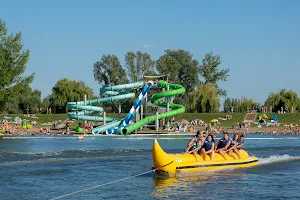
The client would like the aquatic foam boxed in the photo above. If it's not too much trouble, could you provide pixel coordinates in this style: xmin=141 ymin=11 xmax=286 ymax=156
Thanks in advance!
xmin=259 ymin=154 xmax=300 ymax=165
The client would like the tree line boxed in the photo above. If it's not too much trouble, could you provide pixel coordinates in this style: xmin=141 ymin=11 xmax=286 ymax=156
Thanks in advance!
xmin=1 ymin=19 xmax=300 ymax=114
xmin=93 ymin=50 xmax=230 ymax=113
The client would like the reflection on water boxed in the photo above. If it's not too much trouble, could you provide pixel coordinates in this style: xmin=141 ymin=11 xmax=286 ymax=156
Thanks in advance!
xmin=152 ymin=169 xmax=247 ymax=199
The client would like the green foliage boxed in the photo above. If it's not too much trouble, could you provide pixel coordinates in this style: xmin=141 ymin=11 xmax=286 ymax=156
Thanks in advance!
xmin=50 ymin=78 xmax=93 ymax=113
xmin=265 ymin=89 xmax=299 ymax=112
xmin=198 ymin=52 xmax=229 ymax=96
xmin=0 ymin=19 xmax=34 ymax=111
xmin=223 ymin=97 xmax=231 ymax=112
xmin=125 ymin=51 xmax=156 ymax=82
xmin=18 ymin=89 xmax=42 ymax=114
xmin=41 ymin=96 xmax=51 ymax=112
xmin=224 ymin=97 xmax=258 ymax=113
xmin=157 ymin=49 xmax=199 ymax=92
xmin=1 ymin=87 xmax=42 ymax=114
xmin=187 ymin=83 xmax=220 ymax=113
xmin=93 ymin=54 xmax=128 ymax=86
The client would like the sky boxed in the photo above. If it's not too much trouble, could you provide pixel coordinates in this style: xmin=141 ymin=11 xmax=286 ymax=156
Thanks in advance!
xmin=1 ymin=0 xmax=300 ymax=106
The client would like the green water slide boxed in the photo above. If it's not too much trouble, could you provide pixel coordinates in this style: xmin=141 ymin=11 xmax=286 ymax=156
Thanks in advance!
xmin=121 ymin=80 xmax=186 ymax=135
xmin=67 ymin=82 xmax=145 ymax=134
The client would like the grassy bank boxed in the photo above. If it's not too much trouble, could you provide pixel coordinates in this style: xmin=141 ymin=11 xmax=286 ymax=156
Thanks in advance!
xmin=1 ymin=113 xmax=300 ymax=128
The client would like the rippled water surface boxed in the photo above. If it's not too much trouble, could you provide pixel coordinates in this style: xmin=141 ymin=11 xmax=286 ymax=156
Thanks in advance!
xmin=1 ymin=134 xmax=300 ymax=200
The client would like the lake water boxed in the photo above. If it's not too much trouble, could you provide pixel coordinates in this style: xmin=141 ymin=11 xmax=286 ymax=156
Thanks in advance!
xmin=1 ymin=134 xmax=300 ymax=200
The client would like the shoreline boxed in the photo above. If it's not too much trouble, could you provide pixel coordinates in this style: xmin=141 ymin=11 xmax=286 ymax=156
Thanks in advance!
xmin=1 ymin=126 xmax=298 ymax=135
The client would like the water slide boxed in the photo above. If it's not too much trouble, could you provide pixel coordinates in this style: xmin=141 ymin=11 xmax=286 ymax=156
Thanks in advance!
xmin=67 ymin=82 xmax=145 ymax=134
xmin=105 ymin=81 xmax=153 ymax=134
xmin=121 ymin=80 xmax=186 ymax=135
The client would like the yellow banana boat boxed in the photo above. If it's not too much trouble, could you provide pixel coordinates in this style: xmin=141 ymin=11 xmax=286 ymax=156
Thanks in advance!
xmin=152 ymin=139 xmax=258 ymax=175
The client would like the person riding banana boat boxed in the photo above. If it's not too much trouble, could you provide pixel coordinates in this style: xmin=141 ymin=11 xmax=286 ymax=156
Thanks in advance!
xmin=200 ymin=134 xmax=215 ymax=161
xmin=153 ymin=131 xmax=256 ymax=175
xmin=184 ymin=130 xmax=206 ymax=161
xmin=215 ymin=132 xmax=236 ymax=160
xmin=227 ymin=133 xmax=239 ymax=159
xmin=184 ymin=131 xmax=245 ymax=161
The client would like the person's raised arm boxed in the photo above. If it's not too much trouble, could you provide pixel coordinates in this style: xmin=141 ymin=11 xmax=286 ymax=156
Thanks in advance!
xmin=235 ymin=142 xmax=244 ymax=149
xmin=185 ymin=137 xmax=195 ymax=152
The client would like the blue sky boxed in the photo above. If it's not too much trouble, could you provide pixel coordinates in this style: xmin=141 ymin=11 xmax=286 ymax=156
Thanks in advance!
xmin=1 ymin=0 xmax=300 ymax=105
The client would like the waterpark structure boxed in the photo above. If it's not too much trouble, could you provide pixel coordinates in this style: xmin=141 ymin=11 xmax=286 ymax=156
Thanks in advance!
xmin=67 ymin=75 xmax=186 ymax=135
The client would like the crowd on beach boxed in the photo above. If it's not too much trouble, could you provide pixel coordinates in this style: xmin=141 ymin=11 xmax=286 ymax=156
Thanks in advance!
xmin=1 ymin=112 xmax=300 ymax=135
xmin=163 ymin=114 xmax=300 ymax=135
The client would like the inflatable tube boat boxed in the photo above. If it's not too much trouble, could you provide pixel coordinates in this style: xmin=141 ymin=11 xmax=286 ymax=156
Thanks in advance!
xmin=152 ymin=139 xmax=258 ymax=175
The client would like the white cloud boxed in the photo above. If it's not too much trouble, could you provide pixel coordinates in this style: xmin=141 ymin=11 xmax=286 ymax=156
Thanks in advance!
xmin=142 ymin=44 xmax=152 ymax=49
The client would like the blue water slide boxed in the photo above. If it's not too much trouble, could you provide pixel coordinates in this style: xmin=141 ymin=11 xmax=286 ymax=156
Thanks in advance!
xmin=105 ymin=81 xmax=153 ymax=134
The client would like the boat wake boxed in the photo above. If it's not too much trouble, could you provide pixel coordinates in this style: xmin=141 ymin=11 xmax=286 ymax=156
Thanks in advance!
xmin=258 ymin=154 xmax=300 ymax=165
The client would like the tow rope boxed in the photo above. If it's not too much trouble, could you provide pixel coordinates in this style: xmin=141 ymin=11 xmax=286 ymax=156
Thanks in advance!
xmin=50 ymin=161 xmax=173 ymax=200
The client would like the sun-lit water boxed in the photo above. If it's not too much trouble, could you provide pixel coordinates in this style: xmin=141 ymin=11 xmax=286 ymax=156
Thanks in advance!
xmin=1 ymin=134 xmax=300 ymax=200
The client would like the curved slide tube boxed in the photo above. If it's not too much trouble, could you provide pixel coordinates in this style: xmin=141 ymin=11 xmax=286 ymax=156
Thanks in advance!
xmin=121 ymin=80 xmax=186 ymax=135
xmin=67 ymin=82 xmax=145 ymax=134
xmin=106 ymin=81 xmax=153 ymax=134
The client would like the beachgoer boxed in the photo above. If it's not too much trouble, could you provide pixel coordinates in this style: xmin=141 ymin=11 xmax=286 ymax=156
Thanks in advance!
xmin=215 ymin=132 xmax=231 ymax=160
xmin=65 ymin=122 xmax=70 ymax=134
xmin=200 ymin=134 xmax=215 ymax=161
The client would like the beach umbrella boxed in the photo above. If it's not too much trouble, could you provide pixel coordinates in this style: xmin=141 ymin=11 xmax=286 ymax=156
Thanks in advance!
xmin=260 ymin=114 xmax=268 ymax=119
xmin=271 ymin=115 xmax=278 ymax=121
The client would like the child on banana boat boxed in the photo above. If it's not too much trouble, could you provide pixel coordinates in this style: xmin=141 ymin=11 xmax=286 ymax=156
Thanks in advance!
xmin=184 ymin=130 xmax=206 ymax=161
xmin=184 ymin=131 xmax=245 ymax=161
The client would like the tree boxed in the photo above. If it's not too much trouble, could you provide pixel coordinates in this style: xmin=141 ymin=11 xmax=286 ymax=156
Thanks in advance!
xmin=187 ymin=83 xmax=220 ymax=113
xmin=18 ymin=88 xmax=42 ymax=114
xmin=198 ymin=52 xmax=229 ymax=96
xmin=125 ymin=51 xmax=156 ymax=82
xmin=2 ymin=87 xmax=42 ymax=114
xmin=0 ymin=19 xmax=34 ymax=111
xmin=265 ymin=89 xmax=299 ymax=112
xmin=157 ymin=49 xmax=199 ymax=93
xmin=224 ymin=97 xmax=258 ymax=113
xmin=41 ymin=96 xmax=51 ymax=112
xmin=93 ymin=54 xmax=128 ymax=86
xmin=51 ymin=78 xmax=93 ymax=113
xmin=223 ymin=97 xmax=231 ymax=112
